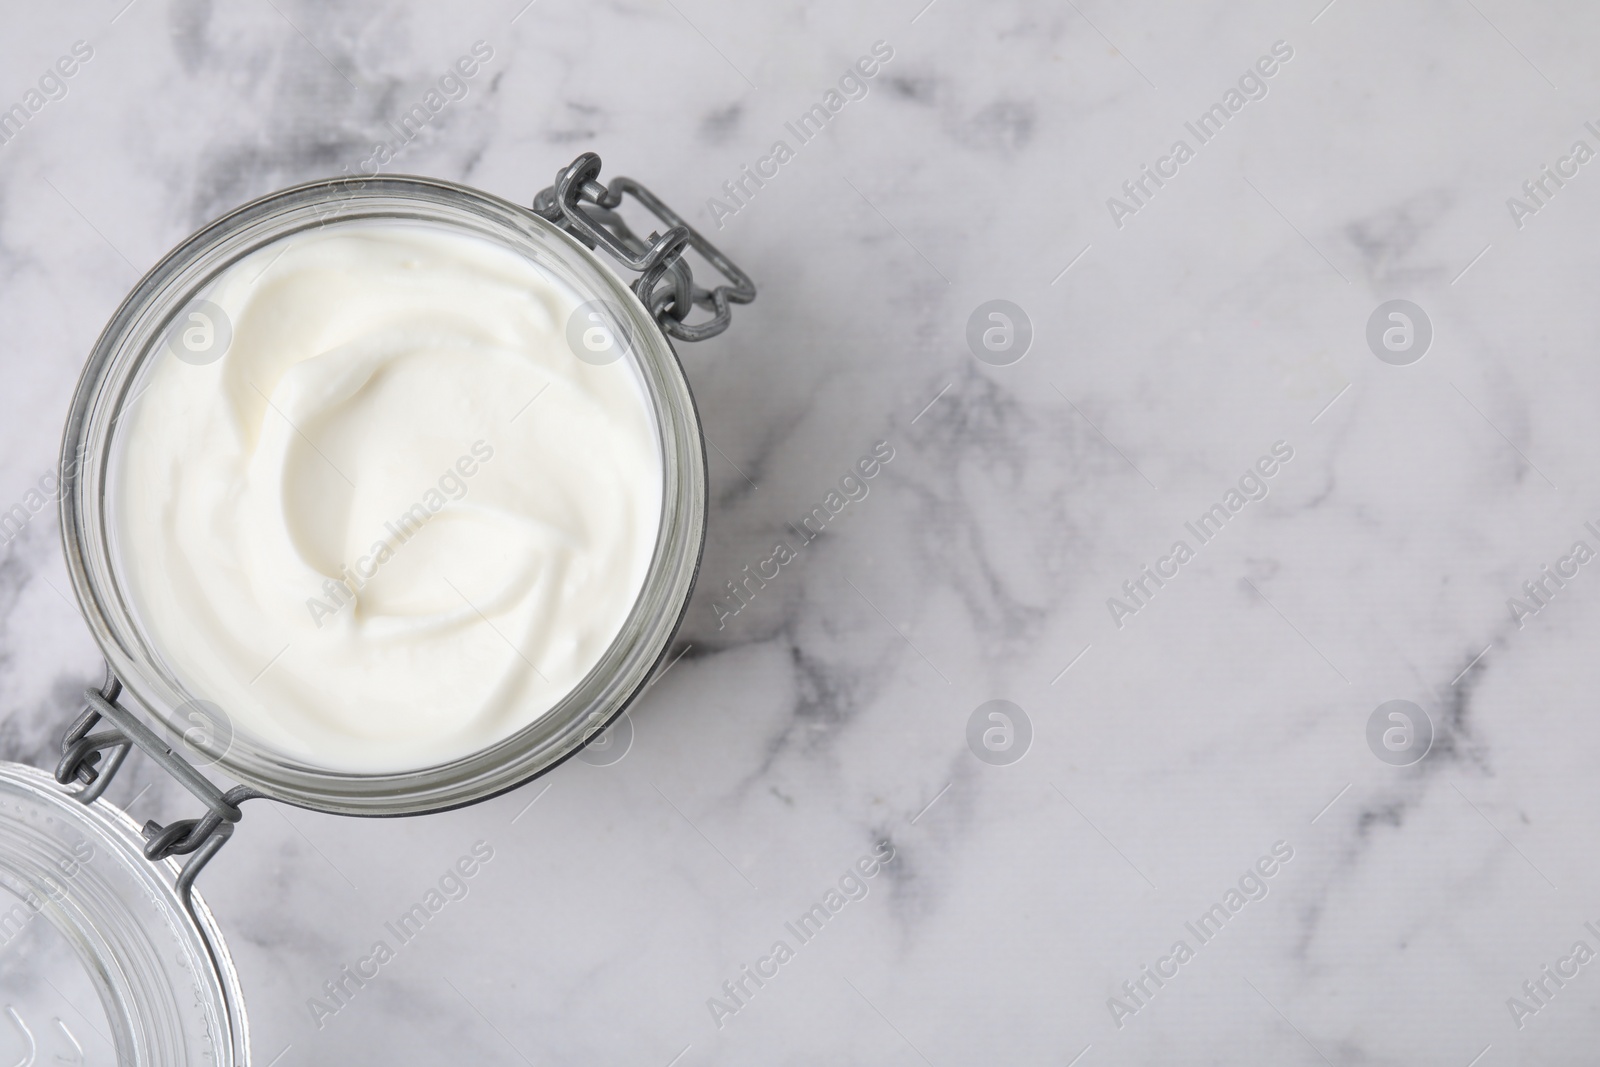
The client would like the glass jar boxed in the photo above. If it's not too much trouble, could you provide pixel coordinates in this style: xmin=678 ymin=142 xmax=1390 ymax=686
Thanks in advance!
xmin=56 ymin=162 xmax=747 ymax=815
xmin=7 ymin=154 xmax=753 ymax=1063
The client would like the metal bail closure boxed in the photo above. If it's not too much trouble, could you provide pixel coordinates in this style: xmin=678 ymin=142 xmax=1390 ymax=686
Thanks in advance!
xmin=533 ymin=152 xmax=757 ymax=342
xmin=54 ymin=665 xmax=261 ymax=918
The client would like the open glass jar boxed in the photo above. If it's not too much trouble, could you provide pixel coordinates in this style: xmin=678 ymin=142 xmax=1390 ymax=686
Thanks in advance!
xmin=5 ymin=154 xmax=753 ymax=1065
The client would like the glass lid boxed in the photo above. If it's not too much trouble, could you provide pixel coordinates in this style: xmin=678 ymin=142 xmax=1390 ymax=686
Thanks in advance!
xmin=0 ymin=762 xmax=247 ymax=1065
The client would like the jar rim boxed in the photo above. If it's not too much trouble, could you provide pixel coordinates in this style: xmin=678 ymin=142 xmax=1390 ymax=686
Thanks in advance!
xmin=58 ymin=175 xmax=707 ymax=816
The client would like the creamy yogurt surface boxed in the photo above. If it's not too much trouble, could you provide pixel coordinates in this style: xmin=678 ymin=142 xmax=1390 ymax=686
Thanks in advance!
xmin=114 ymin=220 xmax=662 ymax=771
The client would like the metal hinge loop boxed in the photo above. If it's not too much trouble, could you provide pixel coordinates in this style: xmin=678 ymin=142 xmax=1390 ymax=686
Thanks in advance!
xmin=55 ymin=666 xmax=261 ymax=917
xmin=533 ymin=152 xmax=756 ymax=343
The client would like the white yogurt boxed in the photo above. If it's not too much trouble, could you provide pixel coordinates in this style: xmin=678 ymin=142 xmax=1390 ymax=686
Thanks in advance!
xmin=114 ymin=221 xmax=662 ymax=771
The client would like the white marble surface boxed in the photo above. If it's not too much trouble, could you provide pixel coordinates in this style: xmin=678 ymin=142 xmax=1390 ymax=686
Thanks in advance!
xmin=4 ymin=0 xmax=1600 ymax=1063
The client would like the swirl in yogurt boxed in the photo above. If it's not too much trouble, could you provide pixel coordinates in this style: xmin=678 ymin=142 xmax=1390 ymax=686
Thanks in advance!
xmin=114 ymin=221 xmax=661 ymax=771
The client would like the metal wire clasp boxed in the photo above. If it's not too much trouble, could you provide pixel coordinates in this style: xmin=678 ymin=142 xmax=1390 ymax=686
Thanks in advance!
xmin=533 ymin=152 xmax=756 ymax=343
xmin=56 ymin=667 xmax=260 ymax=915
